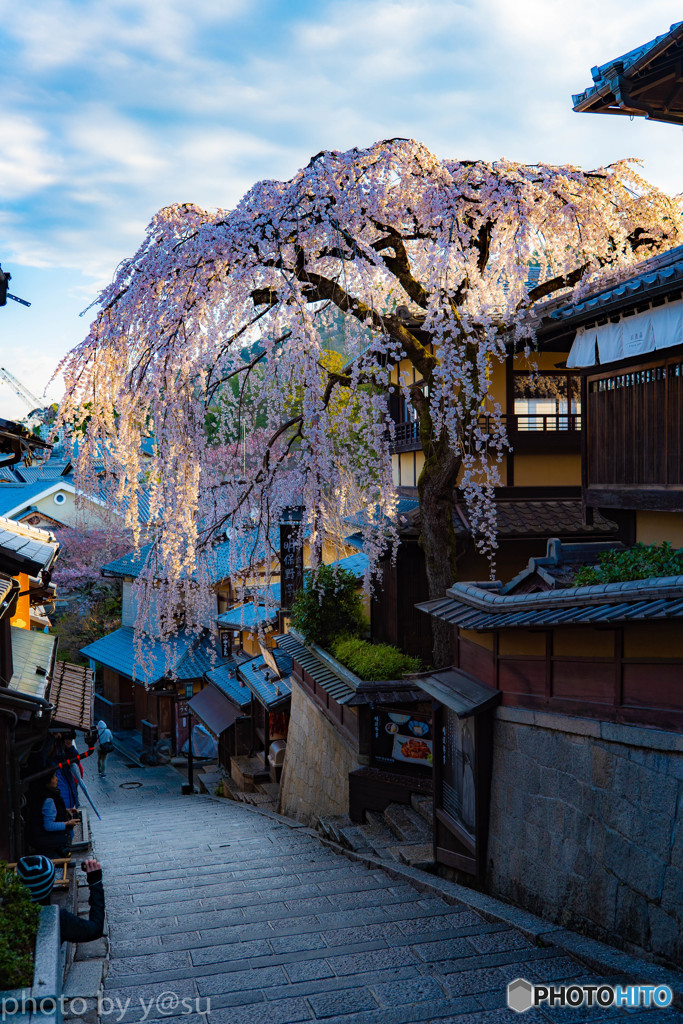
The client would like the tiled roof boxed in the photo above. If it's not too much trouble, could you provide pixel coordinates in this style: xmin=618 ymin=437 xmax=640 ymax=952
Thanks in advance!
xmin=572 ymin=22 xmax=683 ymax=115
xmin=101 ymin=544 xmax=154 ymax=578
xmin=330 ymin=552 xmax=370 ymax=577
xmin=102 ymin=531 xmax=276 ymax=586
xmin=50 ymin=660 xmax=94 ymax=730
xmin=217 ymin=602 xmax=279 ymax=631
xmin=178 ymin=637 xmax=229 ymax=680
xmin=274 ymin=632 xmax=357 ymax=706
xmin=15 ymin=462 xmax=71 ymax=483
xmin=418 ymin=573 xmax=683 ymax=631
xmin=545 ymin=246 xmax=683 ymax=327
xmin=0 ymin=515 xmax=59 ymax=576
xmin=395 ymin=496 xmax=616 ymax=540
xmin=10 ymin=627 xmax=57 ymax=699
xmin=237 ymin=650 xmax=292 ymax=710
xmin=205 ymin=664 xmax=253 ymax=712
xmin=81 ymin=627 xmax=223 ymax=685
xmin=0 ymin=480 xmax=71 ymax=517
xmin=274 ymin=631 xmax=426 ymax=705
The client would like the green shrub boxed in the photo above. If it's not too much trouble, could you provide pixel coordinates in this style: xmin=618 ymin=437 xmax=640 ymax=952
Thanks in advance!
xmin=573 ymin=542 xmax=683 ymax=587
xmin=331 ymin=636 xmax=421 ymax=681
xmin=0 ymin=864 xmax=40 ymax=990
xmin=290 ymin=564 xmax=367 ymax=649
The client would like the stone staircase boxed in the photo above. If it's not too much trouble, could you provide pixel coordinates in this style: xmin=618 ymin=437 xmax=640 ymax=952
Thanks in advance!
xmin=212 ymin=767 xmax=280 ymax=811
xmin=315 ymin=793 xmax=435 ymax=871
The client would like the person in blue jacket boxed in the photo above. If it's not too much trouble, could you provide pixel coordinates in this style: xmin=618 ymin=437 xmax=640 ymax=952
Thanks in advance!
xmin=16 ymin=855 xmax=105 ymax=943
xmin=27 ymin=770 xmax=79 ymax=857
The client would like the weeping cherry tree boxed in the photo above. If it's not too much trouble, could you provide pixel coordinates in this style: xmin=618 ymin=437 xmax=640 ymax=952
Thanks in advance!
xmin=58 ymin=139 xmax=681 ymax=666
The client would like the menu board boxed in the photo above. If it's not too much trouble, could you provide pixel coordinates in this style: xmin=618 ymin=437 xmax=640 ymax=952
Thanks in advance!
xmin=371 ymin=707 xmax=432 ymax=770
xmin=441 ymin=707 xmax=476 ymax=843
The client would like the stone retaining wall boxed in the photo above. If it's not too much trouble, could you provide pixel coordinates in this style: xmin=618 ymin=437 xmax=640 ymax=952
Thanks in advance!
xmin=280 ymin=680 xmax=358 ymax=823
xmin=486 ymin=708 xmax=683 ymax=968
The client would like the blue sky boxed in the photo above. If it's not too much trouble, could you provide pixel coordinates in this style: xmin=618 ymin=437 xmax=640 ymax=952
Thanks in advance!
xmin=1 ymin=0 xmax=682 ymax=418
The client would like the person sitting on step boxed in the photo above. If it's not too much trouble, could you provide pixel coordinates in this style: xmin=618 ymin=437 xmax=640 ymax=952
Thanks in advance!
xmin=27 ymin=770 xmax=80 ymax=858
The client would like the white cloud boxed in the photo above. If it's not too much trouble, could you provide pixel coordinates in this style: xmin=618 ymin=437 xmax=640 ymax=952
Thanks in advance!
xmin=1 ymin=0 xmax=682 ymax=386
xmin=0 ymin=114 xmax=57 ymax=198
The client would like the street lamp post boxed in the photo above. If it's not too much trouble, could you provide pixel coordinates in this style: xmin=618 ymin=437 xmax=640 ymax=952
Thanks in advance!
xmin=182 ymin=682 xmax=195 ymax=795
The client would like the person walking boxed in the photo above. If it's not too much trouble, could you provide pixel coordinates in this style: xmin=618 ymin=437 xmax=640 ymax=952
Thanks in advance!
xmin=16 ymin=855 xmax=105 ymax=942
xmin=96 ymin=720 xmax=114 ymax=777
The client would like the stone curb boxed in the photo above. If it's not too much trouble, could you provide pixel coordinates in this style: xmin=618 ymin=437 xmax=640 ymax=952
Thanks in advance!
xmin=199 ymin=793 xmax=683 ymax=1005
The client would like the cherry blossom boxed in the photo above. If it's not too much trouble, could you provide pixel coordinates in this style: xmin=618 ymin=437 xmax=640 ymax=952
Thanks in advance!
xmin=57 ymin=139 xmax=682 ymax=665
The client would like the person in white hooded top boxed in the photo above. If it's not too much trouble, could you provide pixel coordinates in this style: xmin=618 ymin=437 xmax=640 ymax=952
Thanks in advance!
xmin=96 ymin=720 xmax=114 ymax=777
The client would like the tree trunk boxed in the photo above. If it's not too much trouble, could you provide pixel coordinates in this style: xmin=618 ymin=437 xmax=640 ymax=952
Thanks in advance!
xmin=417 ymin=434 xmax=461 ymax=669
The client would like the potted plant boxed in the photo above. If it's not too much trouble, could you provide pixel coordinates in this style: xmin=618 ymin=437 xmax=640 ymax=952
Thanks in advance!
xmin=0 ymin=864 xmax=62 ymax=1023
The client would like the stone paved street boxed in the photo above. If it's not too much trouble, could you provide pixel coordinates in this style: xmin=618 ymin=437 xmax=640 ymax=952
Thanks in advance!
xmin=83 ymin=752 xmax=682 ymax=1024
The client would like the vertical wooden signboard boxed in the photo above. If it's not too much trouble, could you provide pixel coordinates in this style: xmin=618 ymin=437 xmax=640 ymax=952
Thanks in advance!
xmin=280 ymin=507 xmax=304 ymax=611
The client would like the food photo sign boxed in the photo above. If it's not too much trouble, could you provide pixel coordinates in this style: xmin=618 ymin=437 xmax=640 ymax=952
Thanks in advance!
xmin=371 ymin=707 xmax=433 ymax=771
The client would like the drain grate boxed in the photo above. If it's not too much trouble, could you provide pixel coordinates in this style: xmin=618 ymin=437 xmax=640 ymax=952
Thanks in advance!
xmin=119 ymin=781 xmax=143 ymax=789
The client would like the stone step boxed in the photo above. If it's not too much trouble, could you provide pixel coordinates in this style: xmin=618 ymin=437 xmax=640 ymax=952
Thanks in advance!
xmin=63 ymin=959 xmax=104 ymax=999
xmin=410 ymin=793 xmax=433 ymax=825
xmin=256 ymin=781 xmax=281 ymax=800
xmin=395 ymin=842 xmax=435 ymax=870
xmin=383 ymin=801 xmax=432 ymax=844
xmin=315 ymin=814 xmax=352 ymax=845
xmin=359 ymin=811 xmax=402 ymax=859
xmin=197 ymin=771 xmax=222 ymax=795
xmin=336 ymin=825 xmax=374 ymax=854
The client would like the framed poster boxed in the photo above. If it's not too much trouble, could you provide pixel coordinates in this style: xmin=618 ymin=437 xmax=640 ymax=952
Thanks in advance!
xmin=441 ymin=708 xmax=476 ymax=845
xmin=371 ymin=707 xmax=432 ymax=771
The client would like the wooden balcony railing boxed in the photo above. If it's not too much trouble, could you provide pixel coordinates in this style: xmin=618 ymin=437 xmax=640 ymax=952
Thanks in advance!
xmin=390 ymin=413 xmax=582 ymax=452
xmin=94 ymin=693 xmax=135 ymax=731
xmin=585 ymin=355 xmax=683 ymax=510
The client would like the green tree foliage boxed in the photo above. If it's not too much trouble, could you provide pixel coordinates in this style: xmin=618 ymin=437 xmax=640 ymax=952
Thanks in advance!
xmin=331 ymin=636 xmax=421 ymax=681
xmin=51 ymin=591 xmax=123 ymax=664
xmin=573 ymin=542 xmax=683 ymax=586
xmin=290 ymin=564 xmax=367 ymax=649
xmin=0 ymin=864 xmax=40 ymax=989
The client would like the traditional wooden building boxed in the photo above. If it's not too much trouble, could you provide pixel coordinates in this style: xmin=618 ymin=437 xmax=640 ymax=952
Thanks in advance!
xmin=0 ymin=513 xmax=93 ymax=860
xmin=370 ymin=316 xmax=624 ymax=660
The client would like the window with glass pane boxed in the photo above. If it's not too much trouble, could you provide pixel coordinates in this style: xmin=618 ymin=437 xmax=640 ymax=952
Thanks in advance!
xmin=513 ymin=373 xmax=581 ymax=431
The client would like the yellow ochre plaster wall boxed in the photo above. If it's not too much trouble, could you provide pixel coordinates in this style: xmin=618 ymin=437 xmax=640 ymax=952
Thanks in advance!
xmin=512 ymin=454 xmax=581 ymax=487
xmin=636 ymin=511 xmax=683 ymax=548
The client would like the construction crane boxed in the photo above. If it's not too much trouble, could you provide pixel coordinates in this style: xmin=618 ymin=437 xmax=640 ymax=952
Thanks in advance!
xmin=0 ymin=367 xmax=43 ymax=413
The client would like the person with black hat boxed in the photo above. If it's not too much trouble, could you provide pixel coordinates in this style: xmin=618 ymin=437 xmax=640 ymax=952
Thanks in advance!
xmin=16 ymin=856 xmax=105 ymax=943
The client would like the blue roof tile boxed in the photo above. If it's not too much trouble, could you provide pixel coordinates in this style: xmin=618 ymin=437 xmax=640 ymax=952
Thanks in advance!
xmin=81 ymin=627 xmax=225 ymax=685
xmin=237 ymin=650 xmax=292 ymax=710
xmin=205 ymin=665 xmax=253 ymax=712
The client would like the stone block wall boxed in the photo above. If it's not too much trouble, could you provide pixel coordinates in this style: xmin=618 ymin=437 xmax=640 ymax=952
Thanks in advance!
xmin=486 ymin=708 xmax=683 ymax=968
xmin=280 ymin=680 xmax=359 ymax=824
